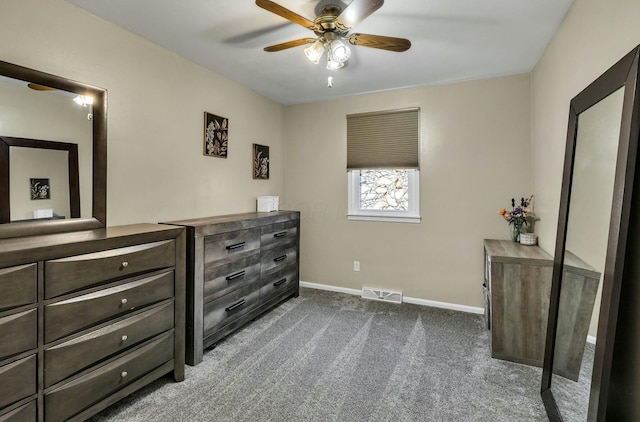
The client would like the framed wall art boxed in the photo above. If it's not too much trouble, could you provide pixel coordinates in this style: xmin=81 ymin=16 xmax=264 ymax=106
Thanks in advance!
xmin=203 ymin=112 xmax=228 ymax=158
xmin=253 ymin=144 xmax=269 ymax=180
xmin=30 ymin=178 xmax=50 ymax=200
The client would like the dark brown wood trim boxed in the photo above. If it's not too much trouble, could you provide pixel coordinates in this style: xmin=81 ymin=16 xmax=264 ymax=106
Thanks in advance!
xmin=93 ymin=88 xmax=107 ymax=227
xmin=0 ymin=59 xmax=107 ymax=238
xmin=0 ymin=139 xmax=8 ymax=224
xmin=590 ymin=46 xmax=640 ymax=422
xmin=541 ymin=44 xmax=640 ymax=422
xmin=68 ymin=143 xmax=80 ymax=218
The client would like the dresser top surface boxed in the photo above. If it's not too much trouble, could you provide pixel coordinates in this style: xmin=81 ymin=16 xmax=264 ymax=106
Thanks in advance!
xmin=0 ymin=223 xmax=184 ymax=267
xmin=164 ymin=211 xmax=299 ymax=228
xmin=484 ymin=239 xmax=552 ymax=264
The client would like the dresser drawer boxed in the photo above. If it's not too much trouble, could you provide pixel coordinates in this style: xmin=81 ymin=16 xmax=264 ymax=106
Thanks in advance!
xmin=0 ymin=355 xmax=36 ymax=411
xmin=44 ymin=331 xmax=174 ymax=422
xmin=0 ymin=265 xmax=36 ymax=312
xmin=45 ymin=240 xmax=175 ymax=299
xmin=260 ymin=219 xmax=298 ymax=250
xmin=261 ymin=245 xmax=298 ymax=274
xmin=45 ymin=271 xmax=174 ymax=343
xmin=204 ymin=253 xmax=261 ymax=302
xmin=203 ymin=285 xmax=260 ymax=338
xmin=44 ymin=302 xmax=174 ymax=387
xmin=260 ymin=265 xmax=298 ymax=303
xmin=204 ymin=228 xmax=260 ymax=264
xmin=0 ymin=309 xmax=37 ymax=360
xmin=0 ymin=400 xmax=36 ymax=422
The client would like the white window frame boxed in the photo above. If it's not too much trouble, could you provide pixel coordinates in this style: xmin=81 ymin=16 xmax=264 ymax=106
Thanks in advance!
xmin=347 ymin=169 xmax=421 ymax=223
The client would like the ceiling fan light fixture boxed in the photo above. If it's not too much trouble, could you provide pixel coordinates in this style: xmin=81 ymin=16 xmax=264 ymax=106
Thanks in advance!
xmin=326 ymin=49 xmax=344 ymax=70
xmin=330 ymin=39 xmax=351 ymax=63
xmin=73 ymin=95 xmax=94 ymax=107
xmin=304 ymin=39 xmax=325 ymax=64
xmin=327 ymin=58 xmax=343 ymax=70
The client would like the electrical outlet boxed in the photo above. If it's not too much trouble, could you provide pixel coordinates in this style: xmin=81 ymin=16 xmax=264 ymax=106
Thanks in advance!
xmin=353 ymin=261 xmax=360 ymax=272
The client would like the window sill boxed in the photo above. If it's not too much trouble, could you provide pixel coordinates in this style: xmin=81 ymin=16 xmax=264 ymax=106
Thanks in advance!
xmin=347 ymin=214 xmax=422 ymax=224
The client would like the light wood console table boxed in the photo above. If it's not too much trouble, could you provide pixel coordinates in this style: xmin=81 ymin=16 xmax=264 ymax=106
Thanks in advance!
xmin=483 ymin=239 xmax=599 ymax=380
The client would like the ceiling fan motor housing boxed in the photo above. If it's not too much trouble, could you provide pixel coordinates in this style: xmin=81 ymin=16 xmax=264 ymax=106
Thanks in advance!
xmin=313 ymin=5 xmax=349 ymax=37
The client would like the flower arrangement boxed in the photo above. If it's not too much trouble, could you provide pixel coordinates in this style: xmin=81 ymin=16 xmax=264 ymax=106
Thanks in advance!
xmin=499 ymin=196 xmax=536 ymax=242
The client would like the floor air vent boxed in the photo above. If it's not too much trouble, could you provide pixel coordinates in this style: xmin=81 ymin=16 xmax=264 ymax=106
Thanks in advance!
xmin=361 ymin=287 xmax=403 ymax=304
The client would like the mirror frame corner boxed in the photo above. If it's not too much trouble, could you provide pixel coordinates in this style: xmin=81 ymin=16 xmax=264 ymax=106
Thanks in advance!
xmin=541 ymin=44 xmax=640 ymax=421
xmin=0 ymin=60 xmax=107 ymax=239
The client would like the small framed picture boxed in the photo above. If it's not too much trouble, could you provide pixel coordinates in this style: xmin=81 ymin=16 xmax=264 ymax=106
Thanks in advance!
xmin=253 ymin=144 xmax=269 ymax=180
xmin=203 ymin=112 xmax=228 ymax=158
xmin=30 ymin=178 xmax=50 ymax=200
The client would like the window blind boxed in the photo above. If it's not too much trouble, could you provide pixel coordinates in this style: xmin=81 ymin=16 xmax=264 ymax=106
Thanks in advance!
xmin=346 ymin=107 xmax=419 ymax=169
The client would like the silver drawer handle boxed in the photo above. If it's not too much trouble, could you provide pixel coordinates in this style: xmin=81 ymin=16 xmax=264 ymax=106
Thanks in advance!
xmin=121 ymin=371 xmax=128 ymax=378
xmin=121 ymin=335 xmax=128 ymax=342
xmin=122 ymin=261 xmax=129 ymax=268
xmin=121 ymin=298 xmax=128 ymax=305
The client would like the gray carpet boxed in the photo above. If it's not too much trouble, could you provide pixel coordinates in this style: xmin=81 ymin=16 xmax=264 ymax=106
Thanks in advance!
xmin=89 ymin=288 xmax=581 ymax=421
xmin=552 ymin=342 xmax=595 ymax=422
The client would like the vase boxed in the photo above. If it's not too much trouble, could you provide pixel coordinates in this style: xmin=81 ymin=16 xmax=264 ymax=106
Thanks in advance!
xmin=511 ymin=225 xmax=521 ymax=242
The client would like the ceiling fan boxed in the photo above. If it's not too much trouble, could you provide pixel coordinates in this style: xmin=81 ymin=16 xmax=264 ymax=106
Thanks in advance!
xmin=256 ymin=0 xmax=411 ymax=70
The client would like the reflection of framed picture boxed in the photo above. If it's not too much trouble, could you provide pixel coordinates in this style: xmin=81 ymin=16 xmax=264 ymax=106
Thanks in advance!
xmin=31 ymin=178 xmax=50 ymax=200
xmin=253 ymin=144 xmax=269 ymax=180
xmin=203 ymin=112 xmax=228 ymax=158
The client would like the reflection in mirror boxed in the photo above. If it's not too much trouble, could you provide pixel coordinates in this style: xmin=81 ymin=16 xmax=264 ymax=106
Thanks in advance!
xmin=1 ymin=137 xmax=81 ymax=223
xmin=12 ymin=147 xmax=70 ymax=220
xmin=0 ymin=59 xmax=106 ymax=239
xmin=0 ymin=75 xmax=92 ymax=219
xmin=549 ymin=87 xmax=625 ymax=420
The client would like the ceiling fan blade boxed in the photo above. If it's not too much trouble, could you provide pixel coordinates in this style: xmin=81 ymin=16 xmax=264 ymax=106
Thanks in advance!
xmin=27 ymin=83 xmax=56 ymax=91
xmin=255 ymin=0 xmax=317 ymax=30
xmin=348 ymin=33 xmax=411 ymax=52
xmin=336 ymin=0 xmax=384 ymax=30
xmin=264 ymin=38 xmax=315 ymax=52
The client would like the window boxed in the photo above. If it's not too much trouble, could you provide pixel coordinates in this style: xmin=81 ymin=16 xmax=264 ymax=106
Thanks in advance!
xmin=346 ymin=108 xmax=420 ymax=223
xmin=348 ymin=168 xmax=420 ymax=223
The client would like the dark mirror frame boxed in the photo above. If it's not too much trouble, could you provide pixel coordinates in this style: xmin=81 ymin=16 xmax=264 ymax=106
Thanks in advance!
xmin=0 ymin=60 xmax=106 ymax=239
xmin=541 ymin=45 xmax=640 ymax=421
xmin=0 ymin=137 xmax=80 ymax=223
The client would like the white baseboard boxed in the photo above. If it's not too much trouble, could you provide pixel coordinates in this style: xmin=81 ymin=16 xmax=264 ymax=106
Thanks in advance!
xmin=300 ymin=281 xmax=361 ymax=296
xmin=403 ymin=296 xmax=484 ymax=314
xmin=299 ymin=281 xmax=485 ymax=315
xmin=587 ymin=335 xmax=596 ymax=344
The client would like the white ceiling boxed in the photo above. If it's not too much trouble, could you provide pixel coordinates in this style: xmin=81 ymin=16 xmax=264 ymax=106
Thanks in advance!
xmin=63 ymin=0 xmax=574 ymax=105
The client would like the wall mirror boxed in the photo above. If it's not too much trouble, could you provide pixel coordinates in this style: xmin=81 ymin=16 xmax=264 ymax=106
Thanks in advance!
xmin=0 ymin=60 xmax=106 ymax=239
xmin=542 ymin=45 xmax=640 ymax=421
xmin=1 ymin=137 xmax=81 ymax=223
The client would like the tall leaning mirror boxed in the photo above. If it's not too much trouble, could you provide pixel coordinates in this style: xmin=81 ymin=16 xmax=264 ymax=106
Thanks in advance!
xmin=0 ymin=60 xmax=106 ymax=239
xmin=541 ymin=45 xmax=640 ymax=421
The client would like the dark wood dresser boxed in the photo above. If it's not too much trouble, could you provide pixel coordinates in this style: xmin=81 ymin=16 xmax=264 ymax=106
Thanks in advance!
xmin=165 ymin=211 xmax=300 ymax=366
xmin=0 ymin=224 xmax=185 ymax=422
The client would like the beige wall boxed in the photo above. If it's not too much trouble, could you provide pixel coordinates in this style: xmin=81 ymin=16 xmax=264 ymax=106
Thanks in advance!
xmin=284 ymin=74 xmax=531 ymax=307
xmin=532 ymin=0 xmax=640 ymax=254
xmin=0 ymin=0 xmax=285 ymax=226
